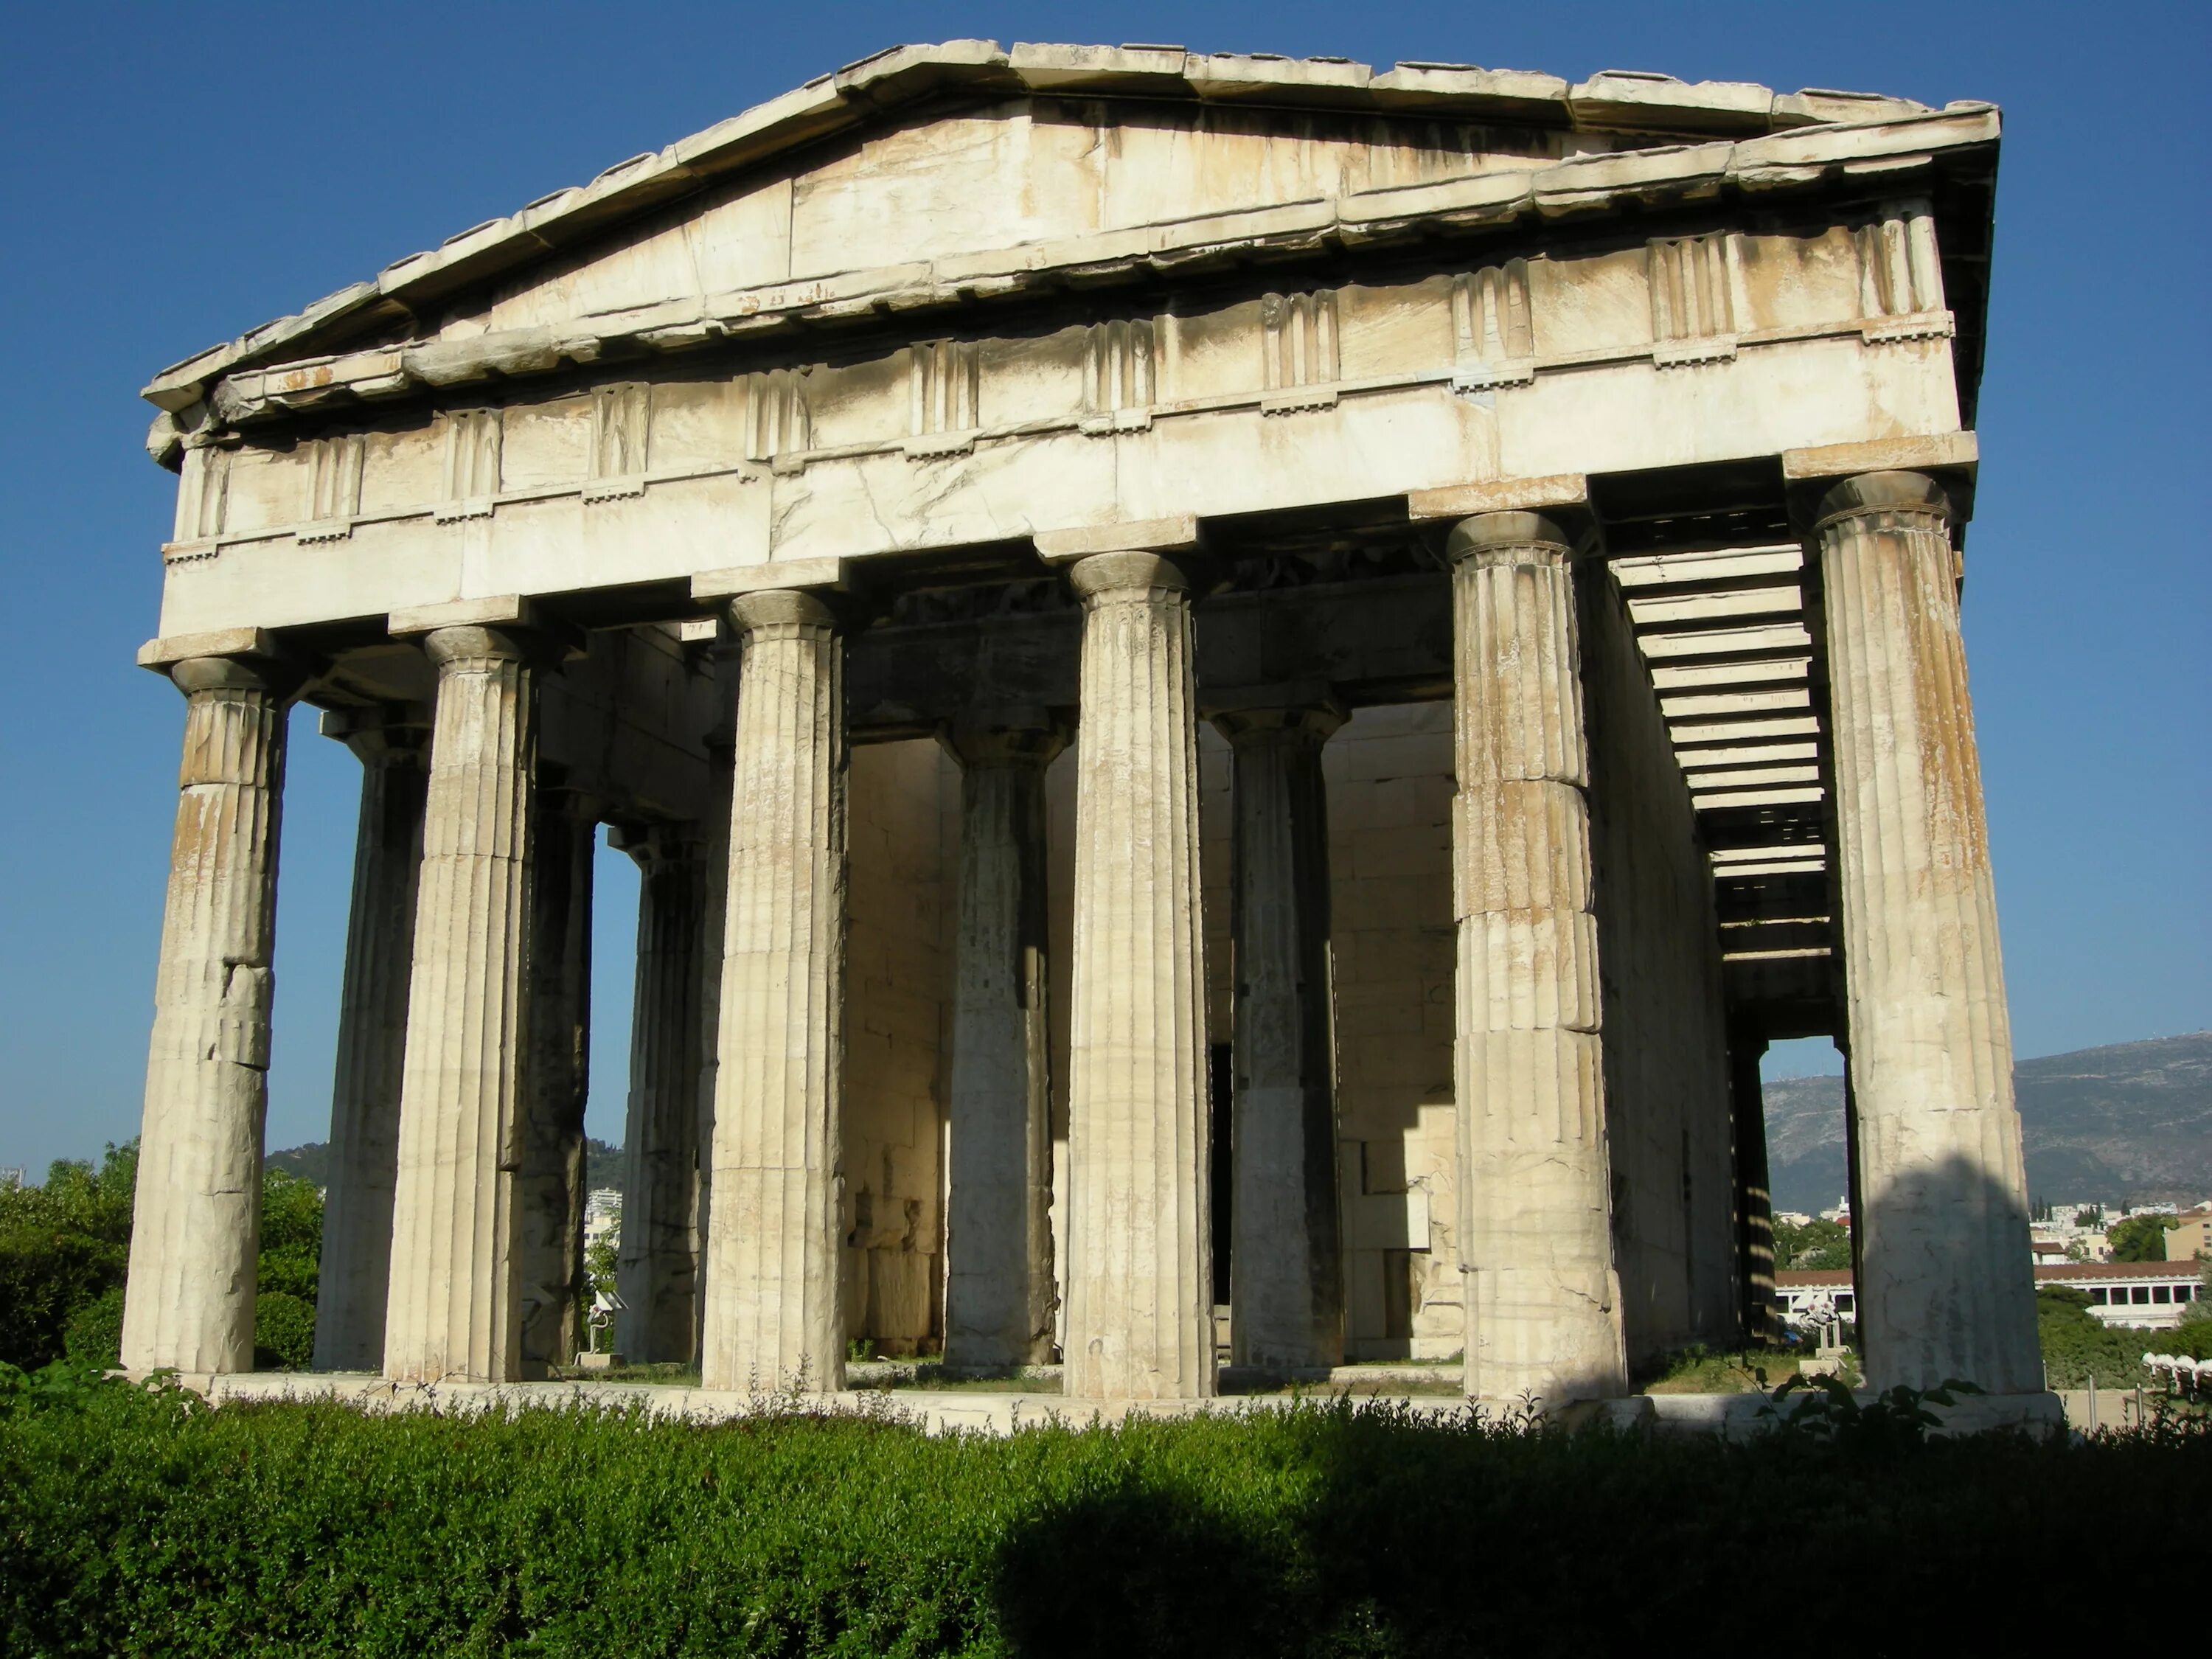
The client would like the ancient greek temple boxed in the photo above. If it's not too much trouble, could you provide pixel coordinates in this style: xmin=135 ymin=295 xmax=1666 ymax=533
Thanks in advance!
xmin=121 ymin=42 xmax=2045 ymax=1413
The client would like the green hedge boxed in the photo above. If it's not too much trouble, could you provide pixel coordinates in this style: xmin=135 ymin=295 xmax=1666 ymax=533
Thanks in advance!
xmin=2037 ymin=1287 xmax=2212 ymax=1388
xmin=1 ymin=1379 xmax=2204 ymax=1658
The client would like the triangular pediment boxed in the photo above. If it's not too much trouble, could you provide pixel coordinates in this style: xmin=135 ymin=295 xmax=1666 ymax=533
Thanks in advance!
xmin=144 ymin=41 xmax=1985 ymax=431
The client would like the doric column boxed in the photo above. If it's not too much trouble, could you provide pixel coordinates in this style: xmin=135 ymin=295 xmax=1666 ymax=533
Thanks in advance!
xmin=613 ymin=821 xmax=709 ymax=1364
xmin=312 ymin=705 xmax=429 ymax=1372
xmin=690 ymin=712 xmax=736 ymax=1365
xmin=1815 ymin=471 xmax=2039 ymax=1392
xmin=1727 ymin=1026 xmax=1775 ymax=1344
xmin=1062 ymin=551 xmax=1214 ymax=1400
xmin=699 ymin=589 xmax=848 ymax=1393
xmin=122 ymin=648 xmax=300 ymax=1375
xmin=1212 ymin=692 xmax=1345 ymax=1372
xmin=517 ymin=783 xmax=594 ymax=1376
xmin=382 ymin=623 xmax=543 ymax=1384
xmin=1447 ymin=512 xmax=1627 ymax=1408
xmin=942 ymin=712 xmax=1067 ymax=1371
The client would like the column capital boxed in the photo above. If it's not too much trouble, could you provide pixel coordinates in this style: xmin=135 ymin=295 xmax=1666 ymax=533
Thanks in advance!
xmin=1810 ymin=469 xmax=1952 ymax=535
xmin=418 ymin=624 xmax=550 ymax=670
xmin=319 ymin=702 xmax=432 ymax=765
xmin=1206 ymin=681 xmax=1346 ymax=745
xmin=1444 ymin=510 xmax=1579 ymax=569
xmin=137 ymin=627 xmax=306 ymax=700
xmin=941 ymin=706 xmax=1071 ymax=769
xmin=725 ymin=587 xmax=843 ymax=636
xmin=1066 ymin=549 xmax=1197 ymax=605
xmin=164 ymin=653 xmax=307 ymax=699
xmin=608 ymin=818 xmax=710 ymax=872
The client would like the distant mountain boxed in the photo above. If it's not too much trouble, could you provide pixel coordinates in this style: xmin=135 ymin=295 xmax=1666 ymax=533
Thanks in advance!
xmin=585 ymin=1138 xmax=624 ymax=1192
xmin=265 ymin=1142 xmax=330 ymax=1186
xmin=265 ymin=1137 xmax=625 ymax=1195
xmin=1762 ymin=1032 xmax=2212 ymax=1214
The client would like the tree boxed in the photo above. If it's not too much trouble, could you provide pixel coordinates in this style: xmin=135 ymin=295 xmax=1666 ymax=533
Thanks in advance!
xmin=0 ymin=1143 xmax=137 ymax=1368
xmin=2182 ymin=1259 xmax=2212 ymax=1329
xmin=582 ymin=1206 xmax=621 ymax=1354
xmin=2034 ymin=1286 xmax=2153 ymax=1390
xmin=2107 ymin=1213 xmax=2178 ymax=1262
xmin=252 ymin=1169 xmax=324 ymax=1368
xmin=1773 ymin=1217 xmax=1852 ymax=1272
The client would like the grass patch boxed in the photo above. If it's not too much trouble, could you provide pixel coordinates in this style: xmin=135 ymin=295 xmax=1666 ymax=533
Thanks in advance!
xmin=1639 ymin=1345 xmax=1833 ymax=1394
xmin=574 ymin=1363 xmax=701 ymax=1386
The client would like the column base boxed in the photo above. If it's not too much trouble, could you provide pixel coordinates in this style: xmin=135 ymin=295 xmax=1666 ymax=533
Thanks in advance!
xmin=1922 ymin=1390 xmax=2065 ymax=1439
xmin=1644 ymin=1388 xmax=2066 ymax=1439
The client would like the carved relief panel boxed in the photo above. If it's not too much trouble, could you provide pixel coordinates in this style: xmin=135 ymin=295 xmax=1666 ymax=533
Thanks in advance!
xmin=906 ymin=339 xmax=981 ymax=457
xmin=300 ymin=433 xmax=366 ymax=542
xmin=437 ymin=408 xmax=503 ymax=521
xmin=1450 ymin=262 xmax=1534 ymax=391
xmin=1082 ymin=318 xmax=1157 ymax=433
xmin=1260 ymin=289 xmax=1340 ymax=413
xmin=173 ymin=446 xmax=229 ymax=544
xmin=1856 ymin=202 xmax=1951 ymax=341
xmin=743 ymin=368 xmax=813 ymax=471
xmin=587 ymin=383 xmax=651 ymax=501
xmin=1647 ymin=234 xmax=1739 ymax=366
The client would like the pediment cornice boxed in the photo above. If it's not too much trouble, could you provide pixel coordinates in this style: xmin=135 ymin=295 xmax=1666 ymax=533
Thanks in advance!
xmin=141 ymin=41 xmax=1996 ymax=448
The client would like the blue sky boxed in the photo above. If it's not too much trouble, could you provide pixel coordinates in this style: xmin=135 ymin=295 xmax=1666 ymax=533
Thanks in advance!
xmin=0 ymin=1 xmax=2204 ymax=1176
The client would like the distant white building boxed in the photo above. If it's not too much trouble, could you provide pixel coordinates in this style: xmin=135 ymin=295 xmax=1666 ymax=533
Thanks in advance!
xmin=1776 ymin=1262 xmax=2205 ymax=1332
xmin=583 ymin=1189 xmax=622 ymax=1251
xmin=2039 ymin=1260 xmax=2205 ymax=1329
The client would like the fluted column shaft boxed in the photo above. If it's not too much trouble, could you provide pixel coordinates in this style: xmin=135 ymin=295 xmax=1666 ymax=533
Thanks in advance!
xmin=313 ymin=707 xmax=428 ymax=1371
xmin=1062 ymin=552 xmax=1213 ymax=1401
xmin=690 ymin=718 xmax=736 ymax=1364
xmin=614 ymin=823 xmax=709 ymax=1364
xmin=943 ymin=717 xmax=1066 ymax=1371
xmin=383 ymin=625 xmax=540 ymax=1383
xmin=1217 ymin=700 xmax=1345 ymax=1371
xmin=122 ymin=653 xmax=298 ymax=1374
xmin=518 ymin=787 xmax=594 ymax=1374
xmin=700 ymin=590 xmax=847 ymax=1393
xmin=1728 ymin=1029 xmax=1775 ymax=1344
xmin=1447 ymin=512 xmax=1626 ymax=1407
xmin=1817 ymin=470 xmax=2039 ymax=1392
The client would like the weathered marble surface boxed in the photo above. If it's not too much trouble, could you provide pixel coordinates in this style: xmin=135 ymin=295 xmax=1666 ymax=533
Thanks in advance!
xmin=699 ymin=591 xmax=849 ymax=1394
xmin=122 ymin=652 xmax=296 ymax=1376
xmin=121 ymin=46 xmax=2028 ymax=1404
xmin=1061 ymin=552 xmax=1214 ymax=1401
xmin=1817 ymin=472 xmax=2039 ymax=1394
xmin=381 ymin=622 xmax=541 ymax=1385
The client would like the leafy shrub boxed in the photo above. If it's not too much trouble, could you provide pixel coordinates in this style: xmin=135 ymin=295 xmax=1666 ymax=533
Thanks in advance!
xmin=2162 ymin=1321 xmax=2212 ymax=1361
xmin=0 ymin=1392 xmax=2203 ymax=1657
xmin=1772 ymin=1216 xmax=1852 ymax=1270
xmin=252 ymin=1292 xmax=317 ymax=1371
xmin=61 ymin=1288 xmax=124 ymax=1368
xmin=0 ymin=1227 xmax=124 ymax=1370
xmin=2037 ymin=1287 xmax=2161 ymax=1388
